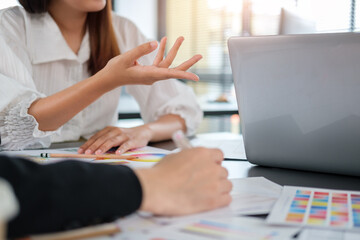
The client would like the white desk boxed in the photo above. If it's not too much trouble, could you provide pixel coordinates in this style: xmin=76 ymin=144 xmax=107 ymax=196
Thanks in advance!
xmin=46 ymin=132 xmax=360 ymax=239
xmin=50 ymin=133 xmax=360 ymax=191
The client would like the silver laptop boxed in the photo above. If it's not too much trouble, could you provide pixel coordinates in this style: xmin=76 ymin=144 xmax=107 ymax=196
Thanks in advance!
xmin=228 ymin=33 xmax=360 ymax=176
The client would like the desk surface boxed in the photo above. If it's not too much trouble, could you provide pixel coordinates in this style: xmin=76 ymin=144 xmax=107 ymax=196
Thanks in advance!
xmin=50 ymin=134 xmax=360 ymax=192
xmin=222 ymin=161 xmax=360 ymax=191
xmin=153 ymin=136 xmax=360 ymax=191
xmin=47 ymin=134 xmax=360 ymax=239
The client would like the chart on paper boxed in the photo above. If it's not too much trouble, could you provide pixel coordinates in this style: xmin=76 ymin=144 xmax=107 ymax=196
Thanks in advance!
xmin=267 ymin=186 xmax=360 ymax=230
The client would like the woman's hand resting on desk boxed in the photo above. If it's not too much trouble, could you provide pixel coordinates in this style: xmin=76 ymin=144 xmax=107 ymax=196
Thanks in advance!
xmin=78 ymin=125 xmax=152 ymax=155
xmin=79 ymin=114 xmax=186 ymax=155
xmin=135 ymin=147 xmax=233 ymax=215
xmin=96 ymin=36 xmax=202 ymax=90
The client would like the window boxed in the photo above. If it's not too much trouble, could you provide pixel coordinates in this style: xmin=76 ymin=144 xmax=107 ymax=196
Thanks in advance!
xmin=295 ymin=0 xmax=354 ymax=32
xmin=114 ymin=0 xmax=158 ymax=40
xmin=165 ymin=0 xmax=242 ymax=107
xmin=113 ymin=0 xmax=359 ymax=132
xmin=163 ymin=0 xmax=359 ymax=102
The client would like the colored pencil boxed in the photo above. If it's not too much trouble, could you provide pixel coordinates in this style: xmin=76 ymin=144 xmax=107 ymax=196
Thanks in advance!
xmin=40 ymin=153 xmax=137 ymax=160
xmin=31 ymin=222 xmax=120 ymax=240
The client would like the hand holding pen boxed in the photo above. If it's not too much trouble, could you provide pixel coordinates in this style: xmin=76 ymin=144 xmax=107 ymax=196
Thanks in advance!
xmin=134 ymin=133 xmax=232 ymax=215
xmin=172 ymin=130 xmax=193 ymax=150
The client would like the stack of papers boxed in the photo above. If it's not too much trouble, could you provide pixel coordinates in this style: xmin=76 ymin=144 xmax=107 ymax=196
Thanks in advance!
xmin=298 ymin=229 xmax=360 ymax=240
xmin=153 ymin=177 xmax=282 ymax=225
xmin=118 ymin=216 xmax=299 ymax=240
xmin=117 ymin=177 xmax=295 ymax=240
xmin=117 ymin=179 xmax=360 ymax=239
xmin=5 ymin=145 xmax=360 ymax=239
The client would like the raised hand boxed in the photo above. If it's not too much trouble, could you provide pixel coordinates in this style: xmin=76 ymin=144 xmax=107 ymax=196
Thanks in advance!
xmin=98 ymin=36 xmax=202 ymax=89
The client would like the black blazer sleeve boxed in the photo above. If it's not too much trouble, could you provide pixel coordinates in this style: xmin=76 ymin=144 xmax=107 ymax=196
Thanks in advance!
xmin=0 ymin=154 xmax=143 ymax=238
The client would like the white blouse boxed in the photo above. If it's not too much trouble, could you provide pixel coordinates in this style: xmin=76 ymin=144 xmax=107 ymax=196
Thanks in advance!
xmin=0 ymin=6 xmax=203 ymax=150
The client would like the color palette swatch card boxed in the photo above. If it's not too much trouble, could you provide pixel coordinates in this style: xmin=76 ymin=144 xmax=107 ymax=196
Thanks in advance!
xmin=121 ymin=146 xmax=168 ymax=162
xmin=267 ymin=186 xmax=360 ymax=230
xmin=120 ymin=146 xmax=170 ymax=168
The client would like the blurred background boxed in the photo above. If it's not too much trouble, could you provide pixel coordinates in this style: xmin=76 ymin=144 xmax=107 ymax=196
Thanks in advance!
xmin=1 ymin=0 xmax=359 ymax=135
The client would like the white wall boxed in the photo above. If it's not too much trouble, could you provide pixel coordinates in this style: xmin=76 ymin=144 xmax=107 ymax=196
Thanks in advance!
xmin=0 ymin=0 xmax=19 ymax=9
xmin=114 ymin=0 xmax=158 ymax=40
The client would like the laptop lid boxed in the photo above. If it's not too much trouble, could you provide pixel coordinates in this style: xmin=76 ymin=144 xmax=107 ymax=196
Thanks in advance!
xmin=228 ymin=33 xmax=360 ymax=176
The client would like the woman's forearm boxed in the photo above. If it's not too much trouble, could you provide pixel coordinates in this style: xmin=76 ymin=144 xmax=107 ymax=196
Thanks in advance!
xmin=145 ymin=114 xmax=187 ymax=142
xmin=27 ymin=39 xmax=200 ymax=132
xmin=28 ymin=72 xmax=110 ymax=131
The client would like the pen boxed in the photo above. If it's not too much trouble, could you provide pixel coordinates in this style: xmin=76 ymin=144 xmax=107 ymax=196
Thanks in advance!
xmin=40 ymin=153 xmax=137 ymax=160
xmin=172 ymin=130 xmax=193 ymax=149
xmin=30 ymin=222 xmax=120 ymax=240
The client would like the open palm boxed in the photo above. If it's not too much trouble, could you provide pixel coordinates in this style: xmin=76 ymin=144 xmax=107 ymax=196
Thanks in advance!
xmin=102 ymin=36 xmax=202 ymax=87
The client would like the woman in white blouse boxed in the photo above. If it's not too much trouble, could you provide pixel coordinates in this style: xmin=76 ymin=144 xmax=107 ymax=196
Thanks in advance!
xmin=0 ymin=0 xmax=203 ymax=153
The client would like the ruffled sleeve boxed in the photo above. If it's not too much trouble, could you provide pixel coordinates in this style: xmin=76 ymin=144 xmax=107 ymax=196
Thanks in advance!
xmin=0 ymin=31 xmax=57 ymax=150
xmin=113 ymin=15 xmax=203 ymax=136
xmin=0 ymin=84 xmax=54 ymax=150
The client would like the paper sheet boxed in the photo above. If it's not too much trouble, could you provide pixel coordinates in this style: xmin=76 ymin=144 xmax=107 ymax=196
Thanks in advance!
xmin=190 ymin=132 xmax=246 ymax=160
xmin=1 ymin=147 xmax=84 ymax=163
xmin=117 ymin=216 xmax=299 ymax=240
xmin=115 ymin=177 xmax=283 ymax=239
xmin=267 ymin=186 xmax=360 ymax=230
xmin=298 ymin=229 xmax=360 ymax=240
xmin=1 ymin=146 xmax=169 ymax=168
xmin=153 ymin=177 xmax=282 ymax=225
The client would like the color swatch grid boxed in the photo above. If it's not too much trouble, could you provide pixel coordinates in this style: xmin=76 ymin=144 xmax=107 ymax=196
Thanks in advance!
xmin=330 ymin=193 xmax=348 ymax=227
xmin=352 ymin=194 xmax=360 ymax=227
xmin=284 ymin=188 xmax=360 ymax=229
xmin=286 ymin=190 xmax=311 ymax=223
xmin=181 ymin=219 xmax=279 ymax=240
xmin=309 ymin=191 xmax=328 ymax=225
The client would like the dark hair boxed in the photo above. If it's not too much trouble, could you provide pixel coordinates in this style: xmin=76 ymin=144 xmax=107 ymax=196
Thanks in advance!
xmin=18 ymin=0 xmax=120 ymax=75
xmin=18 ymin=0 xmax=50 ymax=14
